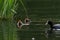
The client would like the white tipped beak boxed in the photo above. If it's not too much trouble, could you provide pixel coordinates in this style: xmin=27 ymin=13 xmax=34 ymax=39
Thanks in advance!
xmin=45 ymin=22 xmax=48 ymax=25
xmin=45 ymin=21 xmax=48 ymax=25
xmin=45 ymin=23 xmax=47 ymax=25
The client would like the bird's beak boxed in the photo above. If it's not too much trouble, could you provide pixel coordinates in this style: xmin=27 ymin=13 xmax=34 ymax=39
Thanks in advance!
xmin=45 ymin=22 xmax=48 ymax=25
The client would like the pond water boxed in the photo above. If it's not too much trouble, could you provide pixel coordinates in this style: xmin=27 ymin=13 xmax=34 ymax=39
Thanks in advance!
xmin=0 ymin=19 xmax=60 ymax=40
xmin=17 ymin=24 xmax=60 ymax=40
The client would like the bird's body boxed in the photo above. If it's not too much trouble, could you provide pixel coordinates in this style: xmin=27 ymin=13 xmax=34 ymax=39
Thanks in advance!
xmin=53 ymin=24 xmax=60 ymax=29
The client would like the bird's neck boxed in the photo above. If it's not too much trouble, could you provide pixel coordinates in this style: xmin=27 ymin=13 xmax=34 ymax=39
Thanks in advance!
xmin=50 ymin=24 xmax=53 ymax=28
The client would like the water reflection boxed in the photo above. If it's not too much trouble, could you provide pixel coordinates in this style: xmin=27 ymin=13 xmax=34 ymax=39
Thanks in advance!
xmin=0 ymin=20 xmax=17 ymax=40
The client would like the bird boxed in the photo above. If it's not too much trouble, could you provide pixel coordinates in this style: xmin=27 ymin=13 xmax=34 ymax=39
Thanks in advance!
xmin=45 ymin=20 xmax=60 ymax=30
